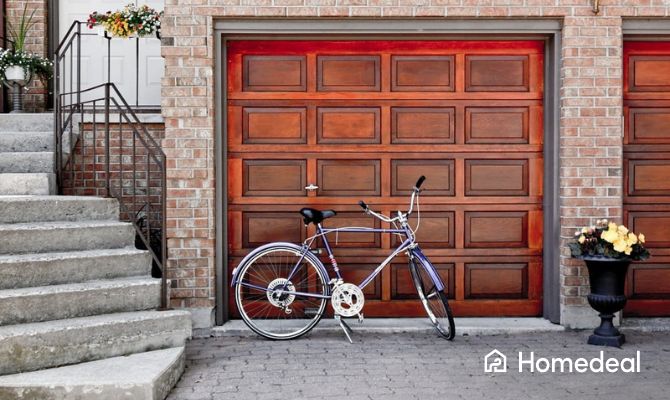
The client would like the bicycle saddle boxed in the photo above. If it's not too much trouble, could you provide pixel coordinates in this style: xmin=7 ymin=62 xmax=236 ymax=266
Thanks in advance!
xmin=300 ymin=208 xmax=336 ymax=225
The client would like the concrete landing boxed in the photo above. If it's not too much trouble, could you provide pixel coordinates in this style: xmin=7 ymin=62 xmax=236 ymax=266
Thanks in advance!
xmin=207 ymin=317 xmax=564 ymax=338
xmin=0 ymin=347 xmax=185 ymax=400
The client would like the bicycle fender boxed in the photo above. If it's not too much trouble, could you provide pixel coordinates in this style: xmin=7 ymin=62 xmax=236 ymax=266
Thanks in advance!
xmin=230 ymin=242 xmax=328 ymax=287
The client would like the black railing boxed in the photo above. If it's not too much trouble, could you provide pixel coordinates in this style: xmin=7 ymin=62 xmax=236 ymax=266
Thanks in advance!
xmin=54 ymin=21 xmax=168 ymax=308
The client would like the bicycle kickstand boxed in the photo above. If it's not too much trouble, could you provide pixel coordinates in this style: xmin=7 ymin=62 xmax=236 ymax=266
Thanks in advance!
xmin=334 ymin=314 xmax=353 ymax=344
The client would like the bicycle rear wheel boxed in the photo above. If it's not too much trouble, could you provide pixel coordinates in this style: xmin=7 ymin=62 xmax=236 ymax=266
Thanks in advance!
xmin=409 ymin=257 xmax=455 ymax=340
xmin=234 ymin=244 xmax=329 ymax=340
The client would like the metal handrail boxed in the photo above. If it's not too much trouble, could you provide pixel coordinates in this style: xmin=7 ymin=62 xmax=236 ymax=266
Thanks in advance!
xmin=54 ymin=21 xmax=168 ymax=309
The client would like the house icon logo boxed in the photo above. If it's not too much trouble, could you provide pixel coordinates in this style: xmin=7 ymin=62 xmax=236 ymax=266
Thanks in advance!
xmin=484 ymin=349 xmax=507 ymax=373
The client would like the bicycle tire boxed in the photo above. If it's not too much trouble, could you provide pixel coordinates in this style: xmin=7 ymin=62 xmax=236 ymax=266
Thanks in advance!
xmin=234 ymin=244 xmax=329 ymax=340
xmin=409 ymin=257 xmax=456 ymax=340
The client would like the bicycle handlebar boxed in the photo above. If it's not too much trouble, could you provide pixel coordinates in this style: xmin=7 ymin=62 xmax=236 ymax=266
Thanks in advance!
xmin=359 ymin=176 xmax=423 ymax=223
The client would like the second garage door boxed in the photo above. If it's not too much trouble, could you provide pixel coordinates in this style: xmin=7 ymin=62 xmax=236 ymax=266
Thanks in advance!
xmin=226 ymin=39 xmax=544 ymax=317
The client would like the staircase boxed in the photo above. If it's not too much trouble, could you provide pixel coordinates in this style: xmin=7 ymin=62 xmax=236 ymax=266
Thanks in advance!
xmin=0 ymin=114 xmax=56 ymax=195
xmin=0 ymin=115 xmax=191 ymax=399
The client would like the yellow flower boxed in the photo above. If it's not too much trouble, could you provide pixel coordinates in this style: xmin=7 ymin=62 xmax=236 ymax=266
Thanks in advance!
xmin=601 ymin=229 xmax=618 ymax=243
xmin=613 ymin=238 xmax=628 ymax=253
xmin=608 ymin=222 xmax=617 ymax=232
xmin=578 ymin=235 xmax=586 ymax=244
xmin=581 ymin=227 xmax=588 ymax=234
xmin=627 ymin=233 xmax=638 ymax=246
xmin=639 ymin=233 xmax=645 ymax=244
xmin=624 ymin=246 xmax=632 ymax=255
xmin=617 ymin=225 xmax=629 ymax=235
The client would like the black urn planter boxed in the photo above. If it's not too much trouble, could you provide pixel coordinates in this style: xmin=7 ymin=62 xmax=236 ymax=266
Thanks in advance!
xmin=581 ymin=256 xmax=631 ymax=347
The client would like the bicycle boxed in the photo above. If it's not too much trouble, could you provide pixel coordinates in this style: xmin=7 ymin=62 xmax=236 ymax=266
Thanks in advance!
xmin=231 ymin=176 xmax=455 ymax=342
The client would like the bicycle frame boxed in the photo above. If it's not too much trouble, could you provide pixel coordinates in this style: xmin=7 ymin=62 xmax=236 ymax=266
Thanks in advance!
xmin=233 ymin=220 xmax=445 ymax=300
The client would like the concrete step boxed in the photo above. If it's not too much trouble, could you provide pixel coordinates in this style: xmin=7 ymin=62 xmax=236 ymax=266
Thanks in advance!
xmin=0 ymin=248 xmax=151 ymax=290
xmin=0 ymin=196 xmax=119 ymax=224
xmin=0 ymin=113 xmax=53 ymax=132
xmin=0 ymin=278 xmax=161 ymax=326
xmin=0 ymin=310 xmax=192 ymax=375
xmin=0 ymin=173 xmax=55 ymax=195
xmin=0 ymin=152 xmax=54 ymax=173
xmin=0 ymin=220 xmax=135 ymax=255
xmin=0 ymin=131 xmax=53 ymax=152
xmin=0 ymin=347 xmax=185 ymax=400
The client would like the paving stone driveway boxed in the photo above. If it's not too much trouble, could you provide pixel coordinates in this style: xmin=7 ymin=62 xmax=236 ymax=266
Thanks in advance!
xmin=168 ymin=330 xmax=670 ymax=400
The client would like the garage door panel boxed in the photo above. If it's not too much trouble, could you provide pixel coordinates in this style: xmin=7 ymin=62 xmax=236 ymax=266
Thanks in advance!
xmin=628 ymin=55 xmax=670 ymax=92
xmin=465 ymin=107 xmax=530 ymax=144
xmin=628 ymin=263 xmax=670 ymax=299
xmin=391 ymin=159 xmax=455 ymax=196
xmin=241 ymin=212 xmax=305 ymax=248
xmin=626 ymin=107 xmax=670 ymax=144
xmin=317 ymin=107 xmax=381 ymax=144
xmin=317 ymin=159 xmax=381 ymax=196
xmin=391 ymin=56 xmax=455 ymax=92
xmin=465 ymin=55 xmax=529 ymax=92
xmin=626 ymin=159 xmax=670 ymax=196
xmin=625 ymin=210 xmax=670 ymax=248
xmin=465 ymin=159 xmax=529 ymax=196
xmin=242 ymin=160 xmax=306 ymax=197
xmin=391 ymin=107 xmax=456 ymax=144
xmin=391 ymin=263 xmax=455 ymax=299
xmin=242 ymin=107 xmax=307 ymax=144
xmin=464 ymin=211 xmax=528 ymax=248
xmin=317 ymin=55 xmax=381 ymax=92
xmin=464 ymin=263 xmax=528 ymax=299
xmin=228 ymin=39 xmax=543 ymax=317
xmin=243 ymin=55 xmax=307 ymax=92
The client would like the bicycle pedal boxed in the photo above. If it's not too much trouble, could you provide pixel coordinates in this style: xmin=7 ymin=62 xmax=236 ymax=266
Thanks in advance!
xmin=358 ymin=313 xmax=364 ymax=324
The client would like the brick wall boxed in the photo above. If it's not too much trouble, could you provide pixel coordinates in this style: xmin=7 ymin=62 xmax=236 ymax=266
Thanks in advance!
xmin=160 ymin=1 xmax=670 ymax=327
xmin=5 ymin=0 xmax=48 ymax=112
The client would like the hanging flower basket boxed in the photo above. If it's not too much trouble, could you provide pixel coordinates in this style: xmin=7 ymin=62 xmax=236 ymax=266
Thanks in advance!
xmin=87 ymin=4 xmax=162 ymax=39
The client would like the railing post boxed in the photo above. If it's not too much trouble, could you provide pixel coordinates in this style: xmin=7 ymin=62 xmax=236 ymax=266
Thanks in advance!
xmin=104 ymin=83 xmax=111 ymax=197
xmin=76 ymin=22 xmax=81 ymax=106
xmin=161 ymin=154 xmax=168 ymax=310
xmin=53 ymin=51 xmax=61 ymax=193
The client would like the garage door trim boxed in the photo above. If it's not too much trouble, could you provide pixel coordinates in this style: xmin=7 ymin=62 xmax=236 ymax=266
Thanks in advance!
xmin=214 ymin=20 xmax=562 ymax=325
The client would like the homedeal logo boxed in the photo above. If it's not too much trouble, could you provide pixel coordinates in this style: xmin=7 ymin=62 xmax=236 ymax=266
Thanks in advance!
xmin=484 ymin=349 xmax=641 ymax=373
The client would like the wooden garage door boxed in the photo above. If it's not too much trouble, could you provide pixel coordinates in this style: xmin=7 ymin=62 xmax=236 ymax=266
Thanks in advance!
xmin=623 ymin=41 xmax=670 ymax=316
xmin=226 ymin=40 xmax=544 ymax=317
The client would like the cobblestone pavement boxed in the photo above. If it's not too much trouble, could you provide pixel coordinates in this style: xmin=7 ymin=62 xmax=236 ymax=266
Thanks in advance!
xmin=168 ymin=330 xmax=670 ymax=400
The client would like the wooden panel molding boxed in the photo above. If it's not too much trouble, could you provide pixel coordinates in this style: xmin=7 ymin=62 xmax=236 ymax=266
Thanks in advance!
xmin=391 ymin=159 xmax=455 ymax=196
xmin=465 ymin=159 xmax=529 ymax=196
xmin=391 ymin=107 xmax=455 ymax=144
xmin=242 ymin=212 xmax=305 ymax=248
xmin=243 ymin=160 xmax=307 ymax=197
xmin=627 ymin=108 xmax=670 ymax=144
xmin=465 ymin=263 xmax=529 ymax=299
xmin=626 ymin=211 xmax=670 ymax=248
xmin=465 ymin=211 xmax=528 ymax=248
xmin=391 ymin=55 xmax=455 ymax=92
xmin=243 ymin=55 xmax=306 ymax=92
xmin=627 ymin=159 xmax=670 ymax=196
xmin=317 ymin=55 xmax=380 ymax=92
xmin=391 ymin=263 xmax=455 ymax=299
xmin=317 ymin=107 xmax=381 ymax=144
xmin=465 ymin=55 xmax=529 ymax=92
xmin=243 ymin=107 xmax=307 ymax=144
xmin=629 ymin=264 xmax=670 ymax=299
xmin=465 ymin=107 xmax=529 ymax=144
xmin=628 ymin=56 xmax=670 ymax=92
xmin=317 ymin=159 xmax=381 ymax=196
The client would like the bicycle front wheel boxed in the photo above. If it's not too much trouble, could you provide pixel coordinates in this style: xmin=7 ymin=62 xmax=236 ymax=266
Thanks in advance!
xmin=409 ymin=257 xmax=455 ymax=340
xmin=234 ymin=244 xmax=329 ymax=340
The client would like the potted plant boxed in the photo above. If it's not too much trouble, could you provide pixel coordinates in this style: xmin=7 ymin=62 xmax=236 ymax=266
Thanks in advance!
xmin=569 ymin=219 xmax=650 ymax=347
xmin=0 ymin=6 xmax=53 ymax=112
xmin=87 ymin=4 xmax=162 ymax=39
